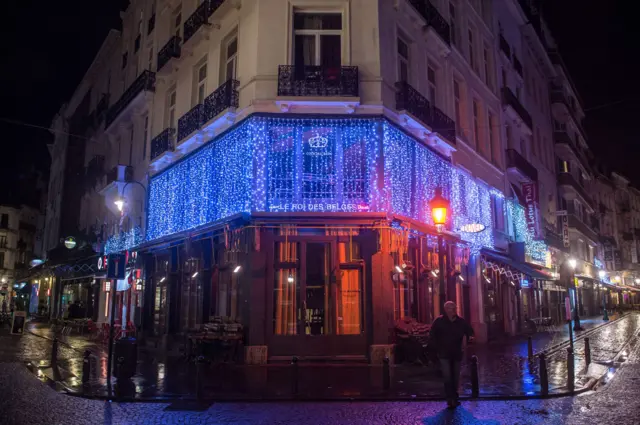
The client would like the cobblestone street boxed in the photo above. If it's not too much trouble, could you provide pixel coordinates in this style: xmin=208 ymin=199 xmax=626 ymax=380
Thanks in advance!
xmin=0 ymin=332 xmax=639 ymax=425
xmin=0 ymin=313 xmax=639 ymax=423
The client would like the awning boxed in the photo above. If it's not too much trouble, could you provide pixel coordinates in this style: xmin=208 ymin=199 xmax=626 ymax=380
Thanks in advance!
xmin=481 ymin=249 xmax=552 ymax=280
xmin=621 ymin=285 xmax=640 ymax=293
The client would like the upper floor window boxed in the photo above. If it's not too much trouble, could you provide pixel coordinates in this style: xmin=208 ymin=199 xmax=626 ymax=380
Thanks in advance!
xmin=194 ymin=59 xmax=208 ymax=105
xmin=488 ymin=111 xmax=497 ymax=165
xmin=453 ymin=79 xmax=463 ymax=136
xmin=449 ymin=2 xmax=460 ymax=47
xmin=142 ymin=115 xmax=149 ymax=160
xmin=558 ymin=158 xmax=570 ymax=174
xmin=0 ymin=235 xmax=7 ymax=247
xmin=293 ymin=12 xmax=342 ymax=68
xmin=472 ymin=100 xmax=480 ymax=149
xmin=468 ymin=28 xmax=475 ymax=71
xmin=148 ymin=47 xmax=154 ymax=71
xmin=122 ymin=52 xmax=128 ymax=69
xmin=397 ymin=36 xmax=410 ymax=82
xmin=166 ymin=89 xmax=177 ymax=129
xmin=223 ymin=34 xmax=238 ymax=82
xmin=427 ymin=66 xmax=437 ymax=104
xmin=1 ymin=214 xmax=8 ymax=228
xmin=172 ymin=6 xmax=182 ymax=39
xmin=483 ymin=44 xmax=493 ymax=89
xmin=491 ymin=194 xmax=505 ymax=231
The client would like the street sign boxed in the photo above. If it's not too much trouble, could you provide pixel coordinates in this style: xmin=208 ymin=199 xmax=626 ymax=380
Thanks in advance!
xmin=107 ymin=254 xmax=126 ymax=279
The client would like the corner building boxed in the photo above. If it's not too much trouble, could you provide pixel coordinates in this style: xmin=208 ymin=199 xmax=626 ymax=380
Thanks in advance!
xmin=130 ymin=0 xmax=563 ymax=362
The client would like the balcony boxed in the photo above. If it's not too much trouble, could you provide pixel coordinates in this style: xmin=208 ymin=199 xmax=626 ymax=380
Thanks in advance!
xmin=177 ymin=104 xmax=205 ymax=142
xmin=183 ymin=0 xmax=225 ymax=45
xmin=277 ymin=65 xmax=359 ymax=98
xmin=545 ymin=229 xmax=568 ymax=252
xmin=553 ymin=130 xmax=590 ymax=170
xmin=501 ymin=87 xmax=532 ymax=130
xmin=557 ymin=172 xmax=593 ymax=207
xmin=157 ymin=36 xmax=181 ymax=75
xmin=105 ymin=70 xmax=155 ymax=129
xmin=99 ymin=164 xmax=133 ymax=199
xmin=513 ymin=55 xmax=523 ymax=77
xmin=505 ymin=148 xmax=537 ymax=182
xmin=499 ymin=34 xmax=511 ymax=58
xmin=150 ymin=128 xmax=176 ymax=161
xmin=203 ymin=78 xmax=239 ymax=123
xmin=151 ymin=80 xmax=239 ymax=174
xmin=408 ymin=0 xmax=451 ymax=46
xmin=396 ymin=81 xmax=456 ymax=146
xmin=85 ymin=155 xmax=105 ymax=192
xmin=550 ymin=84 xmax=586 ymax=134
xmin=568 ymin=214 xmax=598 ymax=243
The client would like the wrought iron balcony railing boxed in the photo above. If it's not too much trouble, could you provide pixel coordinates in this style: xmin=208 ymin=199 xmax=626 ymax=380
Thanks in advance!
xmin=408 ymin=0 xmax=451 ymax=45
xmin=505 ymin=148 xmax=538 ymax=182
xmin=499 ymin=34 xmax=511 ymax=57
xmin=183 ymin=0 xmax=225 ymax=44
xmin=557 ymin=172 xmax=593 ymax=207
xmin=203 ymin=78 xmax=239 ymax=122
xmin=105 ymin=70 xmax=155 ymax=128
xmin=501 ymin=86 xmax=532 ymax=129
xmin=553 ymin=130 xmax=590 ymax=170
xmin=150 ymin=128 xmax=176 ymax=161
xmin=177 ymin=104 xmax=205 ymax=142
xmin=277 ymin=65 xmax=359 ymax=97
xmin=396 ymin=81 xmax=456 ymax=145
xmin=157 ymin=36 xmax=182 ymax=73
xmin=568 ymin=214 xmax=598 ymax=243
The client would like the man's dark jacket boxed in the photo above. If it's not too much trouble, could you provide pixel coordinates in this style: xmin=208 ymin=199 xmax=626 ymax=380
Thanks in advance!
xmin=429 ymin=315 xmax=474 ymax=360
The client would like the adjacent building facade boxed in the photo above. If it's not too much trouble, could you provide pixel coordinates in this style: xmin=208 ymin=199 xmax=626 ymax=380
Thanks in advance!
xmin=31 ymin=0 xmax=639 ymax=362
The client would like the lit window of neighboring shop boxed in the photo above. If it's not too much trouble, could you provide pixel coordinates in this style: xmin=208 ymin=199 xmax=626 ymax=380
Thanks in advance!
xmin=153 ymin=254 xmax=170 ymax=336
xmin=180 ymin=255 xmax=202 ymax=331
xmin=272 ymin=236 xmax=299 ymax=335
xmin=336 ymin=234 xmax=363 ymax=335
xmin=452 ymin=245 xmax=471 ymax=320
xmin=214 ymin=235 xmax=240 ymax=322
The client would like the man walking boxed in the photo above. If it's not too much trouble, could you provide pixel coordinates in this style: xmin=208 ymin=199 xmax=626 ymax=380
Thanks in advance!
xmin=430 ymin=301 xmax=474 ymax=408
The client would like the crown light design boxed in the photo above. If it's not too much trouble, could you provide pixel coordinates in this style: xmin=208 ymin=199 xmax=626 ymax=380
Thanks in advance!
xmin=308 ymin=133 xmax=329 ymax=149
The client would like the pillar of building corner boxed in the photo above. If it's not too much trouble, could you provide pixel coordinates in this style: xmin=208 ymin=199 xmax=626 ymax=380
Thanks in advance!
xmin=244 ymin=238 xmax=269 ymax=365
xmin=468 ymin=254 xmax=488 ymax=343
xmin=369 ymin=227 xmax=396 ymax=364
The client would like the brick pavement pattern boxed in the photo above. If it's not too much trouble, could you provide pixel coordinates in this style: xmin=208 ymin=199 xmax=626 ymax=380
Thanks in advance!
xmin=0 ymin=313 xmax=638 ymax=424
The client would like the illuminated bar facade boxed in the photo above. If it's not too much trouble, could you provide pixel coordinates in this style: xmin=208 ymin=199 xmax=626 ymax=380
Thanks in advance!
xmin=140 ymin=115 xmax=499 ymax=361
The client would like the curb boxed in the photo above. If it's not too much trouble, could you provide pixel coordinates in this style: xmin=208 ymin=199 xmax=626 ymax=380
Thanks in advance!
xmin=540 ymin=313 xmax=630 ymax=357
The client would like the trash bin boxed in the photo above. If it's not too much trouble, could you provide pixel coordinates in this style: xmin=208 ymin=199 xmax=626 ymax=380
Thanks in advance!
xmin=113 ymin=337 xmax=137 ymax=379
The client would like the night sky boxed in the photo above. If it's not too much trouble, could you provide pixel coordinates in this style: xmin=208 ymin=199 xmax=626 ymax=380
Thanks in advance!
xmin=0 ymin=0 xmax=637 ymax=204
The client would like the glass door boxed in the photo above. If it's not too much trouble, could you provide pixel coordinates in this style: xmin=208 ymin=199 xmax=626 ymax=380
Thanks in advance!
xmin=270 ymin=237 xmax=366 ymax=358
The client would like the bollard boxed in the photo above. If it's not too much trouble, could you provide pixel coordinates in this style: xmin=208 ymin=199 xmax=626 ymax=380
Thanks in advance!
xmin=82 ymin=350 xmax=91 ymax=384
xmin=539 ymin=353 xmax=549 ymax=396
xmin=196 ymin=356 xmax=206 ymax=400
xmin=51 ymin=337 xmax=59 ymax=367
xmin=291 ymin=356 xmax=299 ymax=396
xmin=567 ymin=347 xmax=575 ymax=394
xmin=470 ymin=355 xmax=479 ymax=398
xmin=584 ymin=337 xmax=591 ymax=366
xmin=568 ymin=321 xmax=574 ymax=350
xmin=382 ymin=356 xmax=390 ymax=391
xmin=527 ymin=336 xmax=534 ymax=359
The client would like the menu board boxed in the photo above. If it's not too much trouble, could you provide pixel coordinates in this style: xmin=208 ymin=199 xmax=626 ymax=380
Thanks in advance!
xmin=11 ymin=311 xmax=26 ymax=335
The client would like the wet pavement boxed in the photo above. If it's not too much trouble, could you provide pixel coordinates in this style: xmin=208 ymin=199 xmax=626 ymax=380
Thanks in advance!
xmin=1 ymin=327 xmax=640 ymax=424
xmin=2 ymin=312 xmax=636 ymax=401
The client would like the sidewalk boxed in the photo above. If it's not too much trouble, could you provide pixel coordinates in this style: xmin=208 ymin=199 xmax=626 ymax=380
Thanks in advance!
xmin=24 ymin=312 xmax=637 ymax=401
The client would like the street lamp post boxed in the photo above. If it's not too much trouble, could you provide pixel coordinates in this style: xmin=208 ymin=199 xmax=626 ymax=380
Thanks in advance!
xmin=599 ymin=270 xmax=609 ymax=321
xmin=429 ymin=188 xmax=450 ymax=315
xmin=567 ymin=259 xmax=583 ymax=331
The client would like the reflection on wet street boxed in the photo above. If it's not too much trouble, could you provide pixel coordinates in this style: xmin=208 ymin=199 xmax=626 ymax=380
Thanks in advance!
xmin=2 ymin=312 xmax=639 ymax=400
